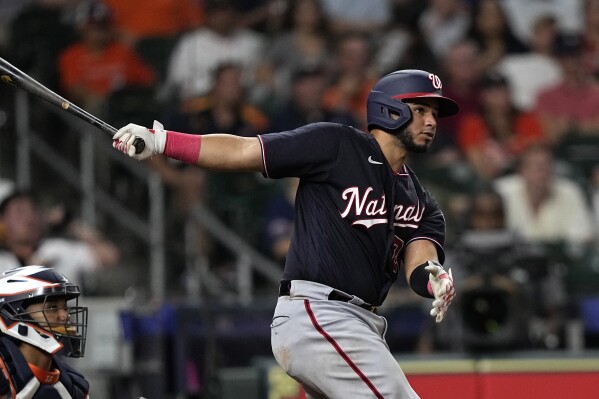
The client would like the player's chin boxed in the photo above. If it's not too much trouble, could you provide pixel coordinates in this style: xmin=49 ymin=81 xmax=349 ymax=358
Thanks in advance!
xmin=410 ymin=140 xmax=432 ymax=153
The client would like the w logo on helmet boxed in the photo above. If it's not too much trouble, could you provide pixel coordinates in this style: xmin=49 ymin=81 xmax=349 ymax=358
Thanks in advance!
xmin=366 ymin=69 xmax=459 ymax=132
xmin=428 ymin=73 xmax=442 ymax=90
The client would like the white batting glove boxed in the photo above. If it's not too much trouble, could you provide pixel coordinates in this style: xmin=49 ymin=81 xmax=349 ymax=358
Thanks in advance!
xmin=112 ymin=121 xmax=167 ymax=160
xmin=425 ymin=261 xmax=455 ymax=323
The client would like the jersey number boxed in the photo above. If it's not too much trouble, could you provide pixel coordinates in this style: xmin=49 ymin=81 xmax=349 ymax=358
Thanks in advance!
xmin=391 ymin=236 xmax=404 ymax=274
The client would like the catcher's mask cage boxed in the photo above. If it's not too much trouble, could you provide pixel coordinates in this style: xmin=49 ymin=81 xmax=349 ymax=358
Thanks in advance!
xmin=0 ymin=266 xmax=88 ymax=358
xmin=366 ymin=69 xmax=459 ymax=134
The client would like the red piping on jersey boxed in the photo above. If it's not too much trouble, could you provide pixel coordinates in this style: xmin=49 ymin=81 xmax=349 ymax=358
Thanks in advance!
xmin=303 ymin=299 xmax=384 ymax=399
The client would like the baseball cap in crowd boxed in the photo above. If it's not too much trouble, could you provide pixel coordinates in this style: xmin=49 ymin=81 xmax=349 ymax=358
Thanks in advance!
xmin=480 ymin=71 xmax=509 ymax=89
xmin=553 ymin=33 xmax=583 ymax=57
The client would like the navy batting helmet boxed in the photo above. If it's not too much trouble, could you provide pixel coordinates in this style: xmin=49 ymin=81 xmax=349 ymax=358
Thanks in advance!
xmin=0 ymin=266 xmax=88 ymax=358
xmin=366 ymin=69 xmax=459 ymax=132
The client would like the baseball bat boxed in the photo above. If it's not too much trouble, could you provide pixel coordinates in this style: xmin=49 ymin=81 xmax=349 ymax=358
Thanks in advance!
xmin=0 ymin=57 xmax=145 ymax=154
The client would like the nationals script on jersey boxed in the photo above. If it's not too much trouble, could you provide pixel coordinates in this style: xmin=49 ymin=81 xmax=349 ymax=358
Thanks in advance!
xmin=259 ymin=122 xmax=446 ymax=305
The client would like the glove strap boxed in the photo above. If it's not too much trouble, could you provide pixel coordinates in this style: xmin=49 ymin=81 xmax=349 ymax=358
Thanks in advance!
xmin=409 ymin=262 xmax=435 ymax=298
xmin=163 ymin=131 xmax=202 ymax=164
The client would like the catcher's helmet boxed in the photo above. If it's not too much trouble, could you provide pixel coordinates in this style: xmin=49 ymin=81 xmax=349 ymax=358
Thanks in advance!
xmin=0 ymin=266 xmax=88 ymax=357
xmin=366 ymin=69 xmax=459 ymax=132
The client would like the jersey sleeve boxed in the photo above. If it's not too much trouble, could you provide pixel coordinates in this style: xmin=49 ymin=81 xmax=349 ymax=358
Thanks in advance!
xmin=407 ymin=187 xmax=447 ymax=263
xmin=259 ymin=122 xmax=345 ymax=180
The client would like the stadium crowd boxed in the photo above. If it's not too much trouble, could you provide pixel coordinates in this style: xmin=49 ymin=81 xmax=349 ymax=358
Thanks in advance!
xmin=0 ymin=0 xmax=599 ymax=355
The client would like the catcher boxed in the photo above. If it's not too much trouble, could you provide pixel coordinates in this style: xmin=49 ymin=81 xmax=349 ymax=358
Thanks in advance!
xmin=0 ymin=265 xmax=89 ymax=399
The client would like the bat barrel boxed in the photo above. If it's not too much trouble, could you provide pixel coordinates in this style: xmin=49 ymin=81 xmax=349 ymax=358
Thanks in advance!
xmin=0 ymin=56 xmax=147 ymax=153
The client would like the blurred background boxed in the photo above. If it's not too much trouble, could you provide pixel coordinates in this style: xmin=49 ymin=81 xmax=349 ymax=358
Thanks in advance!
xmin=0 ymin=0 xmax=599 ymax=398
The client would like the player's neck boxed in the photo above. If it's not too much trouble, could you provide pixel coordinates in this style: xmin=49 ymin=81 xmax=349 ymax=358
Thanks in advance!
xmin=370 ymin=129 xmax=407 ymax=172
xmin=19 ymin=342 xmax=53 ymax=371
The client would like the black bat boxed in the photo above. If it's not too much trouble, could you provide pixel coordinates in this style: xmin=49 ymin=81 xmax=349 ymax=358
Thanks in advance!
xmin=0 ymin=56 xmax=145 ymax=154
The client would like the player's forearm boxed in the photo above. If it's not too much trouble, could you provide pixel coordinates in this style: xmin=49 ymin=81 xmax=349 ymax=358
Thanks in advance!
xmin=402 ymin=239 xmax=440 ymax=281
xmin=197 ymin=134 xmax=264 ymax=172
xmin=112 ymin=123 xmax=265 ymax=172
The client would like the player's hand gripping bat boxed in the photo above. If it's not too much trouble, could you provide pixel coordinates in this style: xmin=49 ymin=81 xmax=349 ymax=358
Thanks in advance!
xmin=0 ymin=57 xmax=145 ymax=154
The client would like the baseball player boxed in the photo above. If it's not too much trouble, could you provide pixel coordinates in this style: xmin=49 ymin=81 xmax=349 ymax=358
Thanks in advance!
xmin=0 ymin=265 xmax=89 ymax=398
xmin=113 ymin=69 xmax=457 ymax=398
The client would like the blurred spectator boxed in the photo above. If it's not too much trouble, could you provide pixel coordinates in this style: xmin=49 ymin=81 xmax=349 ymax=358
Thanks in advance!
xmin=466 ymin=187 xmax=507 ymax=232
xmin=0 ymin=179 xmax=14 ymax=205
xmin=6 ymin=0 xmax=78 ymax=91
xmin=497 ymin=14 xmax=563 ymax=111
xmin=150 ymin=63 xmax=271 ymax=270
xmin=403 ymin=39 xmax=477 ymax=206
xmin=322 ymin=33 xmax=377 ymax=130
xmin=0 ymin=190 xmax=119 ymax=289
xmin=502 ymin=0 xmax=584 ymax=44
xmin=491 ymin=143 xmax=585 ymax=349
xmin=103 ymin=0 xmax=204 ymax=47
xmin=466 ymin=0 xmax=529 ymax=74
xmin=437 ymin=39 xmax=483 ymax=136
xmin=319 ymin=0 xmax=392 ymax=35
xmin=57 ymin=0 xmax=157 ymax=117
xmin=493 ymin=144 xmax=595 ymax=246
xmin=454 ymin=185 xmax=568 ymax=351
xmin=534 ymin=32 xmax=599 ymax=144
xmin=418 ymin=0 xmax=471 ymax=61
xmin=452 ymin=187 xmax=514 ymax=285
xmin=421 ymin=187 xmax=524 ymax=353
xmin=230 ymin=0 xmax=290 ymax=34
xmin=581 ymin=0 xmax=599 ymax=77
xmin=269 ymin=64 xmax=356 ymax=132
xmin=371 ymin=0 xmax=434 ymax=76
xmin=166 ymin=63 xmax=269 ymax=137
xmin=256 ymin=0 xmax=332 ymax=105
xmin=390 ymin=0 xmax=428 ymax=29
xmin=262 ymin=177 xmax=299 ymax=264
xmin=0 ymin=0 xmax=35 ymax=55
xmin=164 ymin=0 xmax=265 ymax=101
xmin=154 ymin=63 xmax=269 ymax=214
xmin=372 ymin=27 xmax=412 ymax=77
xmin=374 ymin=16 xmax=439 ymax=77
xmin=456 ymin=71 xmax=545 ymax=181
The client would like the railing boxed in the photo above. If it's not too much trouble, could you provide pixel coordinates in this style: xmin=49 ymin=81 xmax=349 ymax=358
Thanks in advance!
xmin=9 ymin=90 xmax=281 ymax=302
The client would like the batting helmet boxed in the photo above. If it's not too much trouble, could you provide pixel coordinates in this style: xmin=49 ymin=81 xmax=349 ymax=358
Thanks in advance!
xmin=366 ymin=69 xmax=459 ymax=132
xmin=0 ymin=266 xmax=88 ymax=358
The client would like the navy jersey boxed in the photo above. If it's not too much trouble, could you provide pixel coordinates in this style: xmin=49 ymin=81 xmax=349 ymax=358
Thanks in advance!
xmin=0 ymin=336 xmax=89 ymax=398
xmin=259 ymin=122 xmax=446 ymax=305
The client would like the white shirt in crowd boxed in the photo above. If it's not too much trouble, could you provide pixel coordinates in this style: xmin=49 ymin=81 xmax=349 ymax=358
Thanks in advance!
xmin=494 ymin=174 xmax=595 ymax=245
xmin=165 ymin=28 xmax=264 ymax=100
xmin=0 ymin=238 xmax=97 ymax=287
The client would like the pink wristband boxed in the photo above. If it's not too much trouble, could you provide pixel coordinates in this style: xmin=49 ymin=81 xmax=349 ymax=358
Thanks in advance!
xmin=164 ymin=131 xmax=202 ymax=165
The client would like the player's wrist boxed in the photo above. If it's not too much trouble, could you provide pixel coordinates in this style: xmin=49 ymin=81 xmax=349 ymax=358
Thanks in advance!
xmin=409 ymin=262 xmax=436 ymax=298
xmin=162 ymin=130 xmax=202 ymax=164
xmin=148 ymin=128 xmax=167 ymax=154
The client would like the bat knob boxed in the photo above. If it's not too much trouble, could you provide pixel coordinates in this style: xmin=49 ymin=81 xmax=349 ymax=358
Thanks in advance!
xmin=133 ymin=138 xmax=145 ymax=154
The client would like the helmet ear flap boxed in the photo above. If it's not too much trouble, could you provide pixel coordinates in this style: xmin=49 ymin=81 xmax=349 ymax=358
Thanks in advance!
xmin=366 ymin=91 xmax=412 ymax=132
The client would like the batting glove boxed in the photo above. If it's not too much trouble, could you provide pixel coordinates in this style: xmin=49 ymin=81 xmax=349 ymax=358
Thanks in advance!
xmin=112 ymin=121 xmax=166 ymax=160
xmin=425 ymin=261 xmax=455 ymax=323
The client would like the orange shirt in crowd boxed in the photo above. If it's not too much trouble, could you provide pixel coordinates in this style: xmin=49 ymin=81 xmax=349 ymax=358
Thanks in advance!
xmin=457 ymin=112 xmax=545 ymax=155
xmin=104 ymin=0 xmax=204 ymax=40
xmin=59 ymin=41 xmax=157 ymax=97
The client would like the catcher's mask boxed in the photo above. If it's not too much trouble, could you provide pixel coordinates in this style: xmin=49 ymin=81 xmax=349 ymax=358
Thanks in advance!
xmin=366 ymin=69 xmax=459 ymax=134
xmin=0 ymin=265 xmax=88 ymax=357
